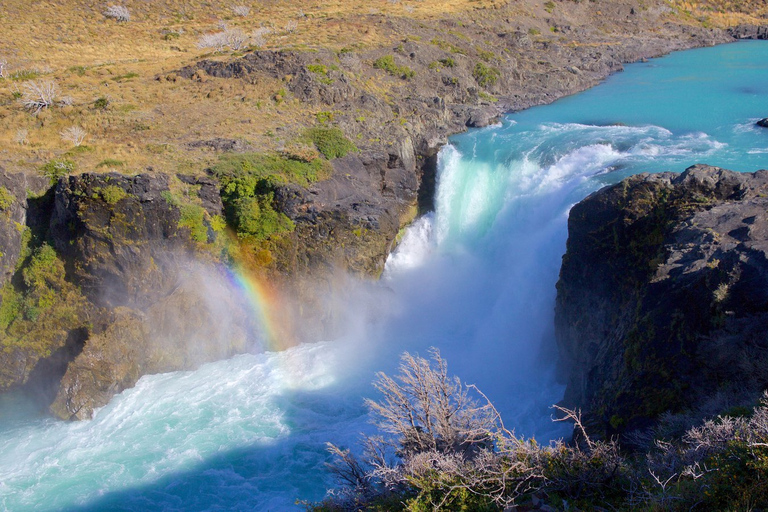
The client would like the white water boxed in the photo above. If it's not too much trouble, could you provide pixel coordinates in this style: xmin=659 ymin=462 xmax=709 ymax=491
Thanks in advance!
xmin=2 ymin=42 xmax=768 ymax=510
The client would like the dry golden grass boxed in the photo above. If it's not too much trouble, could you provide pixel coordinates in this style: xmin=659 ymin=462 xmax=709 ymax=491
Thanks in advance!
xmin=672 ymin=0 xmax=768 ymax=27
xmin=0 ymin=0 xmax=757 ymax=178
xmin=0 ymin=0 xmax=507 ymax=177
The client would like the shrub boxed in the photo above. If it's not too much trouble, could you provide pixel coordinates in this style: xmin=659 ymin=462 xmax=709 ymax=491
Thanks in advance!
xmin=473 ymin=62 xmax=500 ymax=87
xmin=197 ymin=29 xmax=249 ymax=51
xmin=210 ymin=152 xmax=329 ymax=241
xmin=93 ymin=96 xmax=110 ymax=110
xmin=320 ymin=350 xmax=545 ymax=510
xmin=0 ymin=58 xmax=7 ymax=79
xmin=40 ymin=159 xmax=75 ymax=184
xmin=0 ymin=243 xmax=89 ymax=362
xmin=104 ymin=5 xmax=130 ymax=22
xmin=179 ymin=203 xmax=208 ymax=242
xmin=99 ymin=185 xmax=127 ymax=205
xmin=373 ymin=55 xmax=415 ymax=80
xmin=60 ymin=126 xmax=87 ymax=147
xmin=304 ymin=127 xmax=357 ymax=159
xmin=22 ymin=80 xmax=58 ymax=113
xmin=0 ymin=187 xmax=14 ymax=211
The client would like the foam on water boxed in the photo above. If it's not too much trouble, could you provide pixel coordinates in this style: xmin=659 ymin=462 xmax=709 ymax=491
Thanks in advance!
xmin=2 ymin=41 xmax=768 ymax=511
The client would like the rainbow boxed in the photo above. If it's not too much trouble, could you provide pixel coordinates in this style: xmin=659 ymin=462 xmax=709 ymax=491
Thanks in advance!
xmin=224 ymin=264 xmax=297 ymax=353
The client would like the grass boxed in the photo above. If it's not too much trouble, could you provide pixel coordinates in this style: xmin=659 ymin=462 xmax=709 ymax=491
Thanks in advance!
xmin=303 ymin=127 xmax=357 ymax=159
xmin=373 ymin=55 xmax=415 ymax=80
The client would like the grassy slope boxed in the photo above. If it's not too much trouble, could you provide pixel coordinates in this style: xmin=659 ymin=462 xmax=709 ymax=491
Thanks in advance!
xmin=0 ymin=0 xmax=506 ymax=177
xmin=0 ymin=0 xmax=763 ymax=181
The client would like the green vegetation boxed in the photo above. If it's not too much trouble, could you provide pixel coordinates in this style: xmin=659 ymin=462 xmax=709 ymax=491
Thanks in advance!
xmin=303 ymin=127 xmax=357 ymax=159
xmin=40 ymin=159 xmax=75 ymax=184
xmin=430 ymin=37 xmax=466 ymax=54
xmin=306 ymin=64 xmax=328 ymax=75
xmin=209 ymin=151 xmax=333 ymax=242
xmin=544 ymin=1 xmax=556 ymax=13
xmin=477 ymin=48 xmax=495 ymax=62
xmin=473 ymin=62 xmax=500 ymax=87
xmin=93 ymin=97 xmax=110 ymax=110
xmin=178 ymin=203 xmax=209 ymax=243
xmin=0 ymin=243 xmax=89 ymax=383
xmin=110 ymin=72 xmax=139 ymax=82
xmin=0 ymin=187 xmax=15 ymax=211
xmin=99 ymin=185 xmax=128 ymax=205
xmin=373 ymin=55 xmax=415 ymax=80
xmin=10 ymin=69 xmax=40 ymax=81
xmin=96 ymin=159 xmax=126 ymax=169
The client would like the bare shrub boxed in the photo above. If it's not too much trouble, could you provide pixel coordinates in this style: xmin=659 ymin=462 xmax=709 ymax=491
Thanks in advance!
xmin=231 ymin=5 xmax=250 ymax=17
xmin=197 ymin=32 xmax=228 ymax=52
xmin=325 ymin=349 xmax=546 ymax=510
xmin=0 ymin=58 xmax=8 ymax=79
xmin=225 ymin=29 xmax=249 ymax=50
xmin=14 ymin=129 xmax=29 ymax=146
xmin=22 ymin=80 xmax=58 ymax=113
xmin=251 ymin=27 xmax=272 ymax=48
xmin=104 ymin=5 xmax=130 ymax=22
xmin=197 ymin=29 xmax=250 ymax=51
xmin=61 ymin=126 xmax=87 ymax=147
xmin=284 ymin=20 xmax=298 ymax=33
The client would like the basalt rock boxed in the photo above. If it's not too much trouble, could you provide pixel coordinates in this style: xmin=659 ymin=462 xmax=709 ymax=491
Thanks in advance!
xmin=556 ymin=164 xmax=768 ymax=438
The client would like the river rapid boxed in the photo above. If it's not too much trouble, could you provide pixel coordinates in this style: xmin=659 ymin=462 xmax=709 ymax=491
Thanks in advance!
xmin=1 ymin=41 xmax=768 ymax=511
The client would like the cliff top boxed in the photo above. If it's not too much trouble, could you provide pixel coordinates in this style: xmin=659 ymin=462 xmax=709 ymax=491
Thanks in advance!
xmin=0 ymin=0 xmax=747 ymax=182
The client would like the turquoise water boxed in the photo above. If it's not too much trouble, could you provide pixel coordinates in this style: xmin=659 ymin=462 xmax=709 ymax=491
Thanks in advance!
xmin=1 ymin=41 xmax=768 ymax=511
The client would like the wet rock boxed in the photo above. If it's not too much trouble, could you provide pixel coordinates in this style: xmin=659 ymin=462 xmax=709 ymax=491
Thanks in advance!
xmin=757 ymin=118 xmax=768 ymax=128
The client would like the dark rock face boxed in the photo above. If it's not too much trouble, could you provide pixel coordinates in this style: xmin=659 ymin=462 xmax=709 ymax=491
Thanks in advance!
xmin=757 ymin=118 xmax=768 ymax=128
xmin=729 ymin=25 xmax=768 ymax=40
xmin=50 ymin=173 xmax=190 ymax=308
xmin=556 ymin=165 xmax=768 ymax=437
xmin=46 ymin=173 xmax=247 ymax=419
xmin=0 ymin=170 xmax=51 ymax=284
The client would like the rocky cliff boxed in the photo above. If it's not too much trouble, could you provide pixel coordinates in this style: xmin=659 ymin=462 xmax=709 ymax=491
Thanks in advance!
xmin=556 ymin=165 xmax=768 ymax=438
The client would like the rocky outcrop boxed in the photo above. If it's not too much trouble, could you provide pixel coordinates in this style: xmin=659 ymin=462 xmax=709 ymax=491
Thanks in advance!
xmin=0 ymin=171 xmax=52 ymax=284
xmin=728 ymin=25 xmax=768 ymax=40
xmin=757 ymin=118 xmax=768 ymax=128
xmin=556 ymin=165 xmax=768 ymax=437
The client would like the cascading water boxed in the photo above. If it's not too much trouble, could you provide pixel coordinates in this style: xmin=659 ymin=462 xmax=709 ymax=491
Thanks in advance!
xmin=2 ymin=41 xmax=768 ymax=511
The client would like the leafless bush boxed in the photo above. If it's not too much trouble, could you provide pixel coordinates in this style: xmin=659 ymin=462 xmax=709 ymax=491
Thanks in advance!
xmin=104 ymin=5 xmax=130 ymax=22
xmin=326 ymin=349 xmax=546 ymax=509
xmin=22 ymin=80 xmax=58 ymax=113
xmin=197 ymin=29 xmax=250 ymax=51
xmin=251 ymin=27 xmax=272 ymax=48
xmin=0 ymin=58 xmax=8 ymax=79
xmin=284 ymin=20 xmax=298 ymax=33
xmin=14 ymin=129 xmax=29 ymax=146
xmin=61 ymin=126 xmax=87 ymax=147
xmin=231 ymin=5 xmax=250 ymax=17
xmin=226 ymin=29 xmax=249 ymax=50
